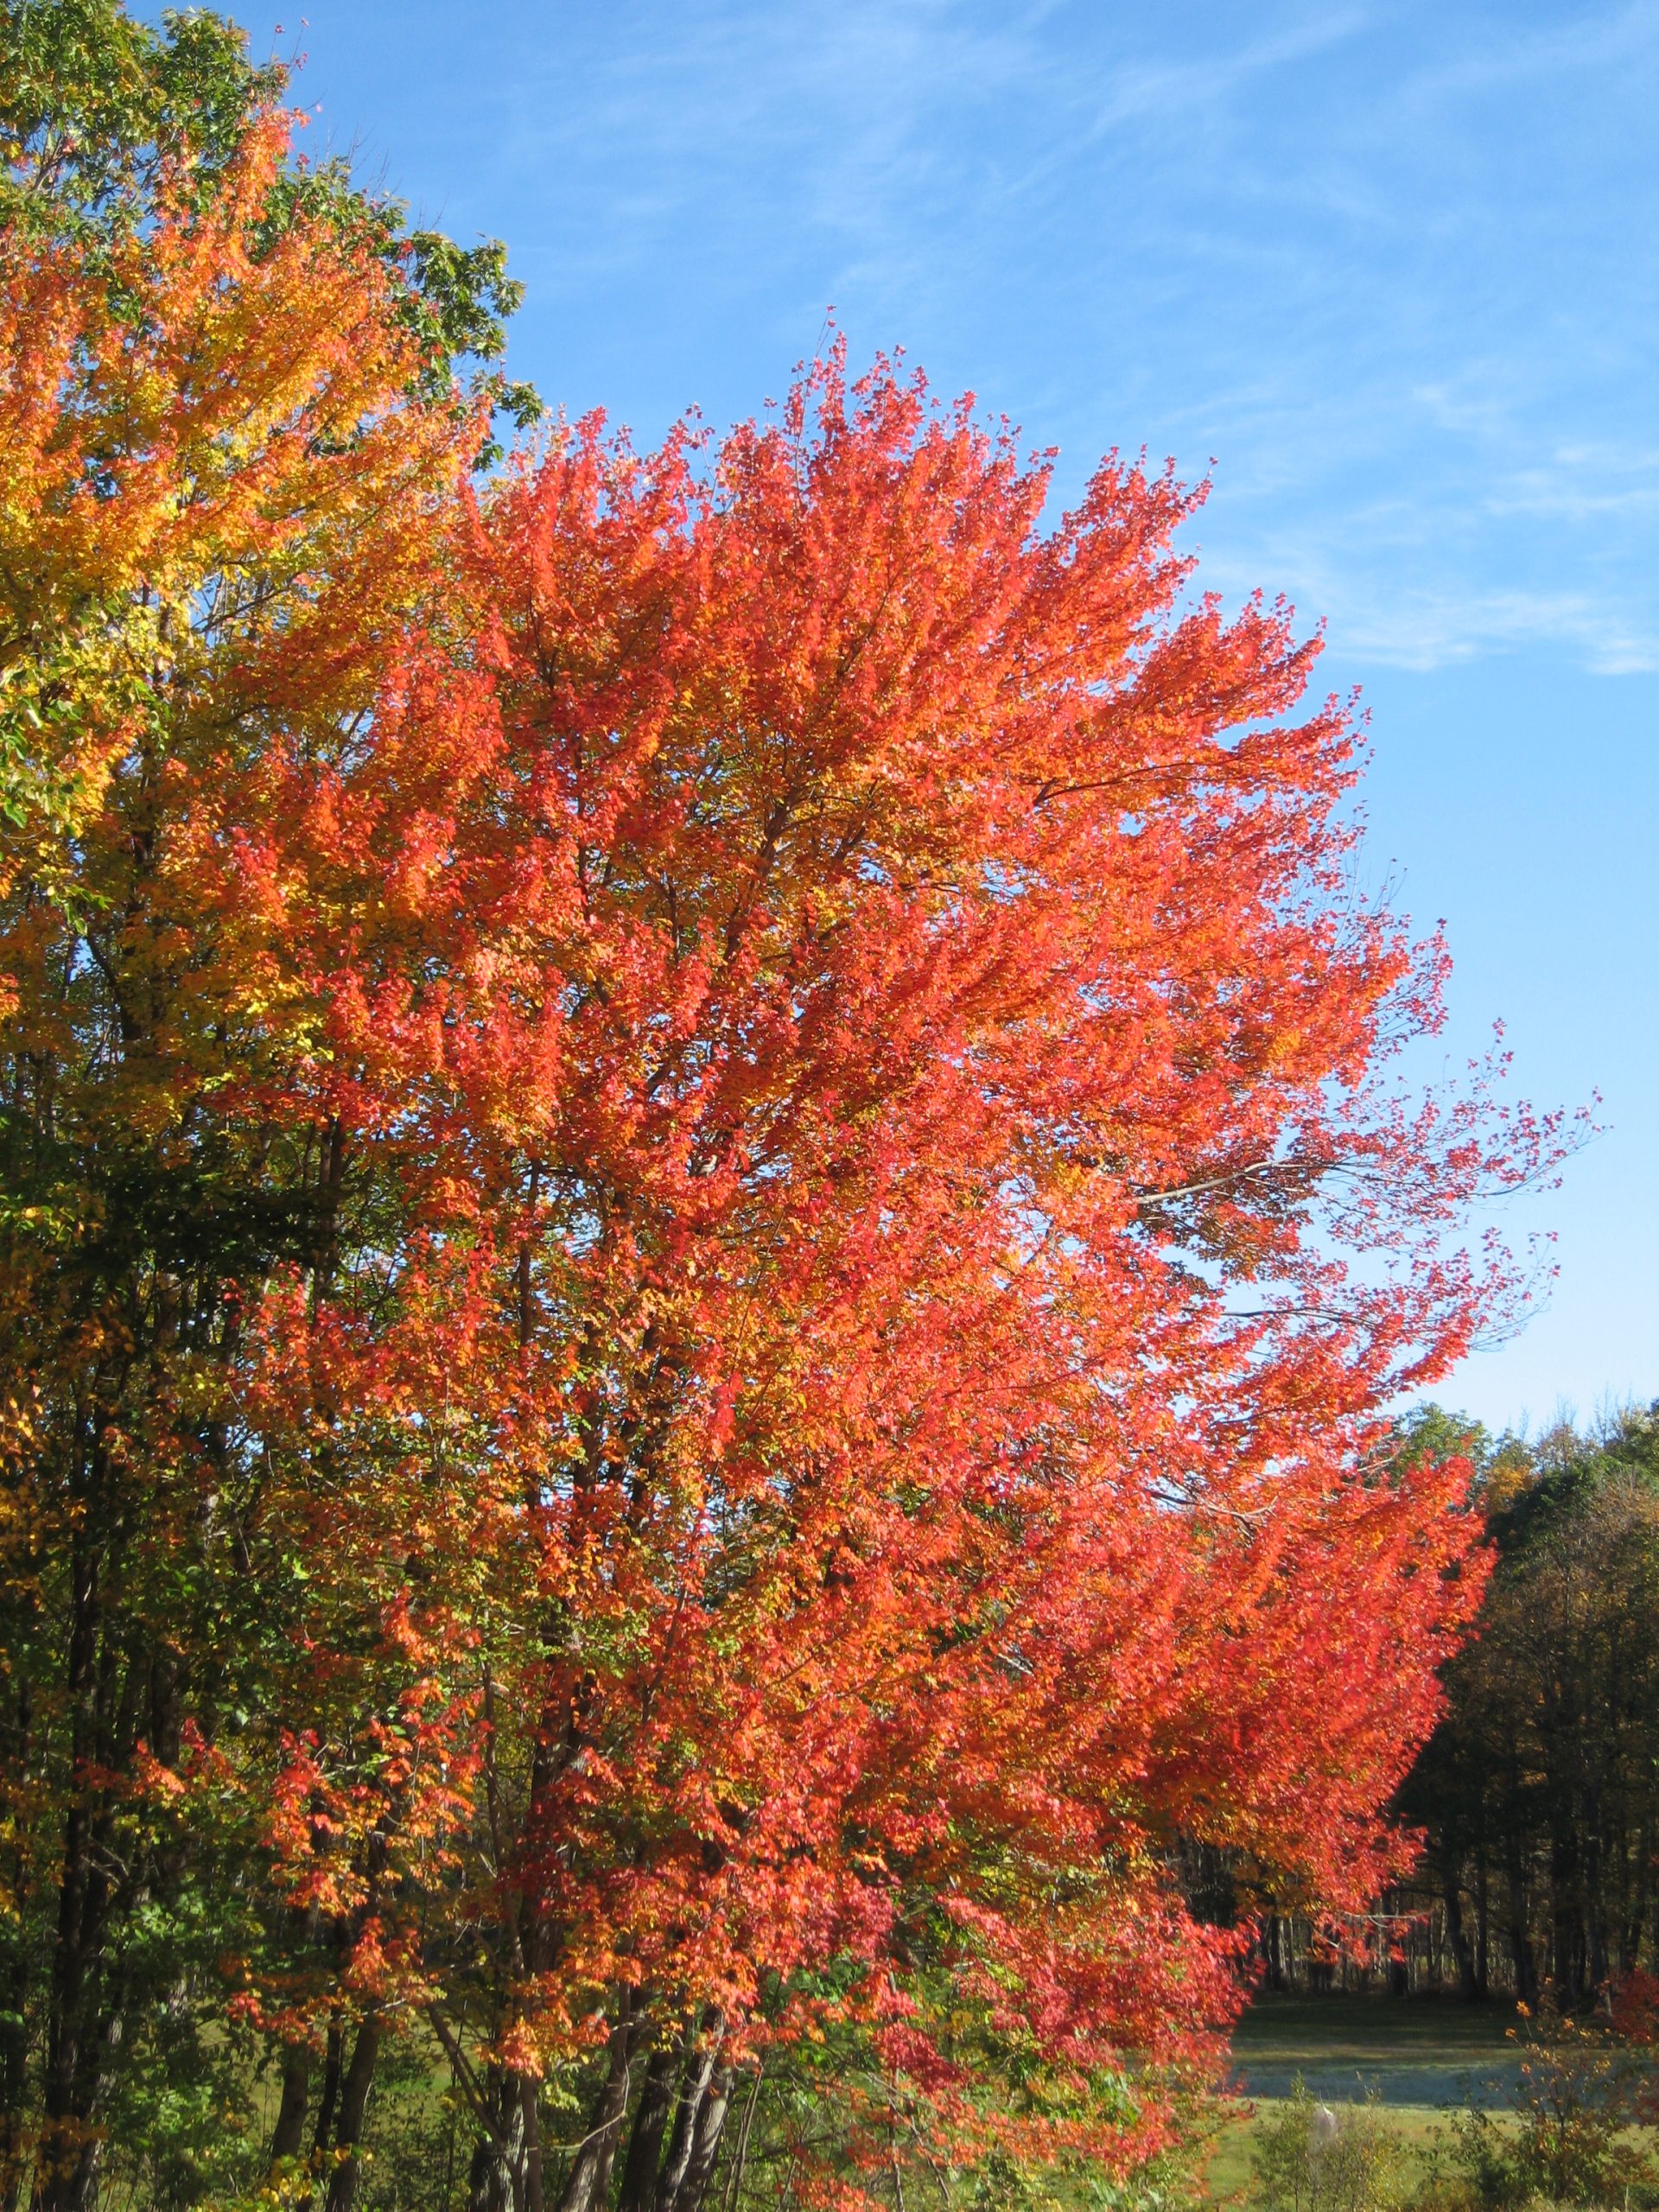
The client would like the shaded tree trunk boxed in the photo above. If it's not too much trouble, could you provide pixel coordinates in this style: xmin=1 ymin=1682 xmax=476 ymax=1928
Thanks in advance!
xmin=313 ymin=2024 xmax=343 ymax=2166
xmin=35 ymin=1428 xmax=125 ymax=2212
xmin=1474 ymin=1858 xmax=1491 ymax=1999
xmin=654 ymin=2033 xmax=719 ymax=2212
xmin=1550 ymin=1828 xmax=1584 ymax=2008
xmin=1443 ymin=1860 xmax=1478 ymax=2001
xmin=0 ymin=1962 xmax=27 ymax=2212
xmin=467 ymin=2067 xmax=529 ymax=2212
xmin=322 ymin=2015 xmax=383 ymax=2212
xmin=559 ymin=2002 xmax=638 ymax=2212
xmin=0 ymin=1649 xmax=34 ymax=2212
xmin=664 ymin=2066 xmax=731 ymax=2212
xmin=521 ymin=2070 xmax=544 ymax=2212
xmin=270 ymin=2044 xmax=311 ymax=2169
xmin=617 ymin=2039 xmax=682 ymax=2212
xmin=1504 ymin=1821 xmax=1538 ymax=2005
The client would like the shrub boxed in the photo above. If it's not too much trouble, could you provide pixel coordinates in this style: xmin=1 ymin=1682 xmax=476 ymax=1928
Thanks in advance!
xmin=1251 ymin=2077 xmax=1407 ymax=2212
xmin=1434 ymin=2007 xmax=1652 ymax=2211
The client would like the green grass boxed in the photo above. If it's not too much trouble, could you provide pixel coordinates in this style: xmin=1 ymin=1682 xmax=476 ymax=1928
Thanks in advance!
xmin=1200 ymin=2099 xmax=1450 ymax=2207
xmin=1202 ymin=1997 xmax=1526 ymax=2205
xmin=1201 ymin=1998 xmax=1659 ymax=2209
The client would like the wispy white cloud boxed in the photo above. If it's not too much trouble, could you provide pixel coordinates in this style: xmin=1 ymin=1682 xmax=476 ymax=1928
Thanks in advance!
xmin=269 ymin=0 xmax=1659 ymax=1426
xmin=1070 ymin=6 xmax=1376 ymax=139
xmin=1333 ymin=588 xmax=1657 ymax=676
xmin=1484 ymin=445 xmax=1659 ymax=524
xmin=1199 ymin=512 xmax=1659 ymax=673
xmin=435 ymin=0 xmax=1659 ymax=677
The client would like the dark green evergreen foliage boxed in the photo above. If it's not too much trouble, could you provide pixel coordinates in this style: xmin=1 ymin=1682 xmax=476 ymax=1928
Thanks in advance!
xmin=1400 ymin=1403 xmax=1659 ymax=2007
xmin=1193 ymin=1405 xmax=1659 ymax=2012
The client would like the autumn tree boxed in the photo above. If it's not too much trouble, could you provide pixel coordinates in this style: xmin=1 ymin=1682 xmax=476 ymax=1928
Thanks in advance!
xmin=0 ymin=4 xmax=524 ymax=2201
xmin=176 ymin=363 xmax=1560 ymax=2212
xmin=0 ymin=9 xmax=1568 ymax=2208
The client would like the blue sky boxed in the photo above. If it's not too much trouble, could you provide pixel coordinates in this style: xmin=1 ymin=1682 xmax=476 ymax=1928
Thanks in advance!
xmin=241 ymin=0 xmax=1655 ymax=1433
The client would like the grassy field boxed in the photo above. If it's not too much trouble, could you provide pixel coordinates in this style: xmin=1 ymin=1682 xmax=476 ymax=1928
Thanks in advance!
xmin=1199 ymin=1995 xmax=1531 ymax=2205
xmin=1202 ymin=2098 xmax=1450 ymax=2205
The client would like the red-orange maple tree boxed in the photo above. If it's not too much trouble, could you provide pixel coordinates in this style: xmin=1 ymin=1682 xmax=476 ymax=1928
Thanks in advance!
xmin=160 ymin=357 xmax=1562 ymax=2207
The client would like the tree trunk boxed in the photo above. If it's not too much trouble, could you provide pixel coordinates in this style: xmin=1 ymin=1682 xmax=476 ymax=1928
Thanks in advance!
xmin=1510 ymin=1912 xmax=1538 ymax=2005
xmin=1503 ymin=1823 xmax=1537 ymax=2005
xmin=520 ymin=2070 xmax=544 ymax=2212
xmin=1550 ymin=1837 xmax=1583 ymax=2009
xmin=2 ymin=1681 xmax=35 ymax=2212
xmin=467 ymin=2129 xmax=507 ymax=2212
xmin=1262 ymin=1913 xmax=1285 ymax=1993
xmin=1443 ymin=1861 xmax=1478 ymax=2001
xmin=1582 ymin=1782 xmax=1610 ymax=1993
xmin=467 ymin=2068 xmax=528 ymax=2212
xmin=654 ymin=2037 xmax=718 ymax=2212
xmin=270 ymin=2043 xmax=311 ymax=2168
xmin=322 ymin=2016 xmax=383 ymax=2212
xmin=558 ymin=2004 xmax=638 ymax=2212
xmin=617 ymin=2041 xmax=680 ymax=2212
xmin=716 ymin=2067 xmax=762 ymax=2212
xmin=1474 ymin=1859 xmax=1490 ymax=1999
xmin=664 ymin=2067 xmax=731 ymax=2212
xmin=0 ymin=2000 xmax=26 ymax=2212
xmin=35 ymin=1506 xmax=102 ymax=2212
xmin=35 ymin=1420 xmax=143 ymax=2212
xmin=313 ymin=2024 xmax=343 ymax=2164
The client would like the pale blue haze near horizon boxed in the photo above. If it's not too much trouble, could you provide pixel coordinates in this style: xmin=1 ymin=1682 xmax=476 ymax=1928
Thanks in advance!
xmin=199 ymin=0 xmax=1657 ymax=1433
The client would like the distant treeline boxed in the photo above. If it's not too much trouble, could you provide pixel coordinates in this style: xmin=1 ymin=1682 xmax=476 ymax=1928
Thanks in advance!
xmin=1212 ymin=1404 xmax=1659 ymax=2005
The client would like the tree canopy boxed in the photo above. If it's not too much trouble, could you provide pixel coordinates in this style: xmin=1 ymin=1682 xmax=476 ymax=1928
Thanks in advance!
xmin=0 ymin=8 xmax=1565 ymax=2209
xmin=1398 ymin=1405 xmax=1659 ymax=2008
